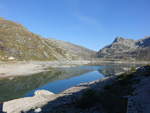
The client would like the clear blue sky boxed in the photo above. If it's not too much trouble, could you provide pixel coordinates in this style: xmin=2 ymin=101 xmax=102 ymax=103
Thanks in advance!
xmin=0 ymin=0 xmax=150 ymax=50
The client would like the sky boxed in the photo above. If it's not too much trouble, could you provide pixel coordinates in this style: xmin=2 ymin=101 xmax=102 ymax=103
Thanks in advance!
xmin=0 ymin=0 xmax=150 ymax=50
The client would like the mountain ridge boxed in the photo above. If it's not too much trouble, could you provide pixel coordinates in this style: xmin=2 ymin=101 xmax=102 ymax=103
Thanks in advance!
xmin=97 ymin=36 xmax=150 ymax=61
xmin=0 ymin=18 xmax=96 ymax=61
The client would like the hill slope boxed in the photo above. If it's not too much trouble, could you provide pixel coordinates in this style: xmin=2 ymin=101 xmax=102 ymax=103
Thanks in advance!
xmin=0 ymin=18 xmax=95 ymax=61
xmin=97 ymin=37 xmax=150 ymax=61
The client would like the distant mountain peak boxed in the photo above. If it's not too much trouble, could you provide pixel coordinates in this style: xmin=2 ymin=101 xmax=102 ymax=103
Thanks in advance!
xmin=113 ymin=37 xmax=135 ymax=43
xmin=97 ymin=36 xmax=150 ymax=61
xmin=113 ymin=37 xmax=125 ymax=43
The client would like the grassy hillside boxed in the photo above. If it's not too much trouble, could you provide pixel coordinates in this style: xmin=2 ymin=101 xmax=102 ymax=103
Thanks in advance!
xmin=0 ymin=18 xmax=95 ymax=61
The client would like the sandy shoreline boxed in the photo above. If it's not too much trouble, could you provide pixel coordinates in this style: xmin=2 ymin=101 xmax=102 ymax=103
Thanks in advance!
xmin=0 ymin=61 xmax=91 ymax=78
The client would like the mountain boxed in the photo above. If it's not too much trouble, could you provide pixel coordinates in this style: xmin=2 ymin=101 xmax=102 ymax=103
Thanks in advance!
xmin=97 ymin=37 xmax=150 ymax=61
xmin=0 ymin=18 xmax=95 ymax=61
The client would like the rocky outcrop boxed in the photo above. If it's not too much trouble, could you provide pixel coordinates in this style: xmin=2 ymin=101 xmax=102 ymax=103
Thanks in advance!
xmin=3 ymin=90 xmax=56 ymax=113
xmin=0 ymin=18 xmax=95 ymax=61
xmin=97 ymin=36 xmax=150 ymax=61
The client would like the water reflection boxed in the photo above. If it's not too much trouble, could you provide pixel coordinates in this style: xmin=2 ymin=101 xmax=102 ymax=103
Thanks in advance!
xmin=0 ymin=64 xmax=142 ymax=102
xmin=0 ymin=66 xmax=93 ymax=102
xmin=26 ymin=71 xmax=104 ymax=96
xmin=98 ymin=63 xmax=142 ymax=76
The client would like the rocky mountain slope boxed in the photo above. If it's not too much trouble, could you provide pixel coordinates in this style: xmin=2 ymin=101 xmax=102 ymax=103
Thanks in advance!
xmin=0 ymin=18 xmax=95 ymax=61
xmin=97 ymin=37 xmax=150 ymax=61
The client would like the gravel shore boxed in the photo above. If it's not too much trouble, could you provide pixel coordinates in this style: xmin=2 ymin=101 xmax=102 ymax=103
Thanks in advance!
xmin=0 ymin=61 xmax=90 ymax=78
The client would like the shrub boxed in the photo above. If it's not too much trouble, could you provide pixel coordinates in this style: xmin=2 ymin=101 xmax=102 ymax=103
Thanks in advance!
xmin=130 ymin=66 xmax=136 ymax=72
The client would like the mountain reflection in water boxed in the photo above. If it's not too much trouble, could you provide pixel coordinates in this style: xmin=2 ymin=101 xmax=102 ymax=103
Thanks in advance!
xmin=0 ymin=64 xmax=141 ymax=102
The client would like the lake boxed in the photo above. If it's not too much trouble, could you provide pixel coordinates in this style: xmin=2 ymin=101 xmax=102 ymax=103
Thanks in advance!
xmin=0 ymin=64 xmax=141 ymax=102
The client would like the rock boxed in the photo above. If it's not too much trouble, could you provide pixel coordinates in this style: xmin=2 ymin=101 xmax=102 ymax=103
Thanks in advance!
xmin=136 ymin=65 xmax=150 ymax=73
xmin=97 ymin=36 xmax=150 ymax=60
xmin=3 ymin=90 xmax=56 ymax=113
xmin=8 ymin=56 xmax=15 ymax=60
xmin=34 ymin=108 xmax=42 ymax=113
xmin=34 ymin=90 xmax=54 ymax=97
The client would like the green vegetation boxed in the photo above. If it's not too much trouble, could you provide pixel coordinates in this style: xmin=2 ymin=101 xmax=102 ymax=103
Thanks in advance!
xmin=130 ymin=66 xmax=136 ymax=72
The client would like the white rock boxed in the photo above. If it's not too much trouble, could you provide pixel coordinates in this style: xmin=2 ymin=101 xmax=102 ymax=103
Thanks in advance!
xmin=8 ymin=57 xmax=15 ymax=60
xmin=3 ymin=90 xmax=55 ymax=113
xmin=34 ymin=90 xmax=54 ymax=97
xmin=34 ymin=108 xmax=42 ymax=113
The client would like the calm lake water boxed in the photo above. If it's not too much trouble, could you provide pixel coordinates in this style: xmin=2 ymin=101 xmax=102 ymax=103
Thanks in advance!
xmin=0 ymin=64 xmax=141 ymax=102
